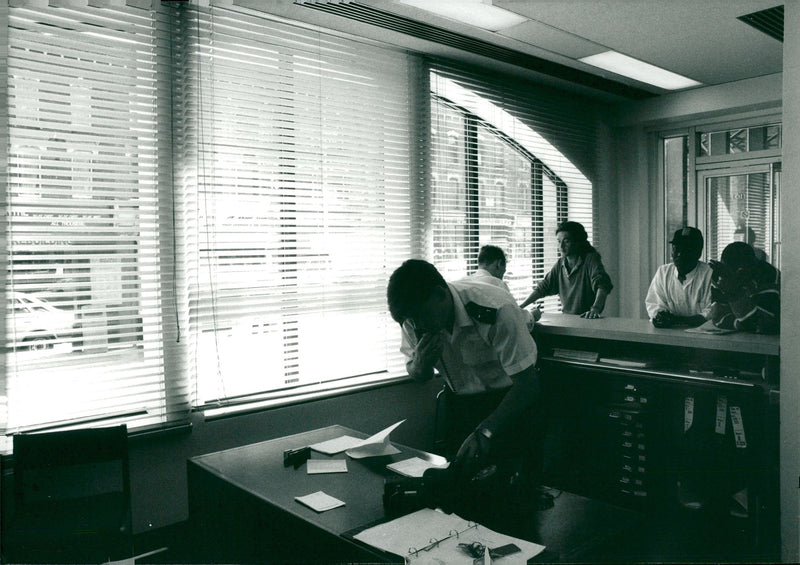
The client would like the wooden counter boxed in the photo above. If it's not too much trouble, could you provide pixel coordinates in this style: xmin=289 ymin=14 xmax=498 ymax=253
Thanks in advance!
xmin=535 ymin=314 xmax=779 ymax=357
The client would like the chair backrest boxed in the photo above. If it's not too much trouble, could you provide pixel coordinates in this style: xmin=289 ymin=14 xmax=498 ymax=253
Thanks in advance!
xmin=13 ymin=424 xmax=130 ymax=507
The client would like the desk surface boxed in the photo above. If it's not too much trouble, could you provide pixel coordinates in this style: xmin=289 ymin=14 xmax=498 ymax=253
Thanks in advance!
xmin=536 ymin=314 xmax=779 ymax=356
xmin=189 ymin=425 xmax=641 ymax=563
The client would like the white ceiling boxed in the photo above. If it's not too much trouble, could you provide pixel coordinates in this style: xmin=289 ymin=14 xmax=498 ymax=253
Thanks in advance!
xmin=494 ymin=0 xmax=783 ymax=87
xmin=248 ymin=1 xmax=784 ymax=101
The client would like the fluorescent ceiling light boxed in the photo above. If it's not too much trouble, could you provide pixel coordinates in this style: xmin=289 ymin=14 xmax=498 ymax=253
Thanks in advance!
xmin=579 ymin=50 xmax=702 ymax=90
xmin=396 ymin=0 xmax=528 ymax=32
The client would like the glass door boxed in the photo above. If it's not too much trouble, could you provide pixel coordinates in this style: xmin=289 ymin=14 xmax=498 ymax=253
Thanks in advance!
xmin=697 ymin=163 xmax=780 ymax=267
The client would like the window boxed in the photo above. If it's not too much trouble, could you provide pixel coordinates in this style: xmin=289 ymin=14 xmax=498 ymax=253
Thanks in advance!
xmin=660 ymin=121 xmax=781 ymax=267
xmin=429 ymin=67 xmax=596 ymax=312
xmin=1 ymin=2 xmax=599 ymax=436
xmin=172 ymin=5 xmax=412 ymax=408
xmin=2 ymin=2 xmax=183 ymax=449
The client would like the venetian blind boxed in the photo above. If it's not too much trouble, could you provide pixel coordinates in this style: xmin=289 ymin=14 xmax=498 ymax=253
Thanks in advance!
xmin=427 ymin=61 xmax=598 ymax=312
xmin=172 ymin=4 xmax=413 ymax=408
xmin=2 ymin=1 xmax=185 ymax=448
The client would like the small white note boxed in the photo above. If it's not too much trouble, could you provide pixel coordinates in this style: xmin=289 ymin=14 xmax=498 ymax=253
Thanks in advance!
xmin=294 ymin=491 xmax=345 ymax=512
xmin=307 ymin=459 xmax=348 ymax=474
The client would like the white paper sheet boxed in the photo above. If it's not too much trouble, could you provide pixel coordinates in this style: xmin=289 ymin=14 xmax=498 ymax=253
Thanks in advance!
xmin=345 ymin=420 xmax=405 ymax=459
xmin=386 ymin=456 xmax=449 ymax=478
xmin=352 ymin=508 xmax=544 ymax=564
xmin=309 ymin=435 xmax=364 ymax=455
xmin=294 ymin=491 xmax=345 ymax=512
xmin=307 ymin=459 xmax=348 ymax=474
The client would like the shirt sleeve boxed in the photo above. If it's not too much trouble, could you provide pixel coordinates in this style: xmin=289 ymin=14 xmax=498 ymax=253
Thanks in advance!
xmin=645 ymin=267 xmax=666 ymax=319
xmin=697 ymin=267 xmax=713 ymax=319
xmin=585 ymin=253 xmax=613 ymax=294
xmin=534 ymin=261 xmax=560 ymax=297
xmin=487 ymin=303 xmax=537 ymax=375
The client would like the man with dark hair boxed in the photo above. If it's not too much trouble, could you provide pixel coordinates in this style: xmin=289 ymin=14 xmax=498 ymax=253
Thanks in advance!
xmin=645 ymin=226 xmax=712 ymax=328
xmin=387 ymin=259 xmax=546 ymax=510
xmin=709 ymin=241 xmax=780 ymax=334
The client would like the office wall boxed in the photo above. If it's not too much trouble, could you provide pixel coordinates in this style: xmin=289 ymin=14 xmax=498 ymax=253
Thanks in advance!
xmin=780 ymin=2 xmax=800 ymax=561
xmin=127 ymin=378 xmax=441 ymax=532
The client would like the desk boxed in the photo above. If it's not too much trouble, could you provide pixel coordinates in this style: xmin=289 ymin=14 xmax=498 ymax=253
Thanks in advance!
xmin=187 ymin=425 xmax=640 ymax=563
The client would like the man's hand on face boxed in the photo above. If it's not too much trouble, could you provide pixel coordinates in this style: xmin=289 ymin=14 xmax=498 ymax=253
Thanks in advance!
xmin=415 ymin=332 xmax=443 ymax=368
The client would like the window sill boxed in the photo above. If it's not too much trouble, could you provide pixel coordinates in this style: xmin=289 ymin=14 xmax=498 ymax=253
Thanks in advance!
xmin=198 ymin=373 xmax=412 ymax=422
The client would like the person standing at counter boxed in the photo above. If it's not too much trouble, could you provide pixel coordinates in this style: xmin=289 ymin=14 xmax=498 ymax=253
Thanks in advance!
xmin=520 ymin=221 xmax=613 ymax=319
xmin=645 ymin=226 xmax=712 ymax=328
xmin=709 ymin=241 xmax=780 ymax=334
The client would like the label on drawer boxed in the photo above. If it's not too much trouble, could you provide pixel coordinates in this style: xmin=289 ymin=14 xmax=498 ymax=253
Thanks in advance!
xmin=730 ymin=406 xmax=747 ymax=448
xmin=684 ymin=395 xmax=694 ymax=432
xmin=715 ymin=394 xmax=727 ymax=435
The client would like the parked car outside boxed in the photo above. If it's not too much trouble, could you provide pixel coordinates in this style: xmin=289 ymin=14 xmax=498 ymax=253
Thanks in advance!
xmin=10 ymin=292 xmax=77 ymax=352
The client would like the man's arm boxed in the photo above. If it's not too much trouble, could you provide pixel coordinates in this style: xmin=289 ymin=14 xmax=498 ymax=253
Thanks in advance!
xmin=453 ymin=364 xmax=539 ymax=471
xmin=580 ymin=287 xmax=608 ymax=319
xmin=644 ymin=269 xmax=667 ymax=320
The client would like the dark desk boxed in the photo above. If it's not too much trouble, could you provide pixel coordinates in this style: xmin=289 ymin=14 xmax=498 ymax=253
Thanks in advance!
xmin=187 ymin=425 xmax=640 ymax=563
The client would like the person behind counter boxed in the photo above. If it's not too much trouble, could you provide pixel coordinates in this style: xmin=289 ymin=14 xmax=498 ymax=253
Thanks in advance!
xmin=387 ymin=259 xmax=547 ymax=508
xmin=519 ymin=221 xmax=612 ymax=319
xmin=709 ymin=241 xmax=780 ymax=334
xmin=645 ymin=226 xmax=712 ymax=328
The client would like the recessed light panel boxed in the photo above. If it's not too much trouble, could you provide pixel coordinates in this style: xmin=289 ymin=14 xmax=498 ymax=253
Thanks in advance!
xmin=580 ymin=50 xmax=702 ymax=90
xmin=396 ymin=0 xmax=528 ymax=32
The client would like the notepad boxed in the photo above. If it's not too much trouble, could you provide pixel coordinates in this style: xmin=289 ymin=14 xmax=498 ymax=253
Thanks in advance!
xmin=294 ymin=491 xmax=345 ymax=512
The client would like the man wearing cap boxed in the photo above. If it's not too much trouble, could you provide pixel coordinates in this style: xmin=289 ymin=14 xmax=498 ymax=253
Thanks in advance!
xmin=645 ymin=227 xmax=713 ymax=328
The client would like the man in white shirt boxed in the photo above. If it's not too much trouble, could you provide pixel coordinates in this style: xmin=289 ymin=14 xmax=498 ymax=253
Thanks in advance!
xmin=387 ymin=259 xmax=546 ymax=509
xmin=469 ymin=245 xmax=511 ymax=291
xmin=645 ymin=227 xmax=712 ymax=328
xmin=468 ymin=245 xmax=541 ymax=324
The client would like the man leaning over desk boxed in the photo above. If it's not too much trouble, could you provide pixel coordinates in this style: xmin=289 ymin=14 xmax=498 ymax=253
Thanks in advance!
xmin=387 ymin=259 xmax=547 ymax=510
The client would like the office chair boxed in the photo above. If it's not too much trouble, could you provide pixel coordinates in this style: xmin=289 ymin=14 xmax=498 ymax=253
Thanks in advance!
xmin=4 ymin=424 xmax=133 ymax=564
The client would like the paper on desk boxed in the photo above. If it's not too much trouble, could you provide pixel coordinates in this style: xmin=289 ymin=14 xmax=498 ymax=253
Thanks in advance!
xmin=307 ymin=459 xmax=348 ymax=474
xmin=685 ymin=320 xmax=737 ymax=335
xmin=294 ymin=491 xmax=345 ymax=512
xmin=309 ymin=435 xmax=364 ymax=455
xmin=386 ymin=456 xmax=449 ymax=478
xmin=352 ymin=507 xmax=544 ymax=564
xmin=346 ymin=420 xmax=405 ymax=459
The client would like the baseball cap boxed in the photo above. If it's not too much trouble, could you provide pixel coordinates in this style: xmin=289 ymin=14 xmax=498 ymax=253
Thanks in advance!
xmin=669 ymin=227 xmax=703 ymax=249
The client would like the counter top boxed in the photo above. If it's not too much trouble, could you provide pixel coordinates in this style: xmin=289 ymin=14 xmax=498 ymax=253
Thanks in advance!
xmin=535 ymin=314 xmax=779 ymax=357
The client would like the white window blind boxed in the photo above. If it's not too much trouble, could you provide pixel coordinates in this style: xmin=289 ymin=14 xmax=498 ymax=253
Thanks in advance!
xmin=172 ymin=5 xmax=413 ymax=407
xmin=2 ymin=1 xmax=185 ymax=448
xmin=428 ymin=64 xmax=597 ymax=312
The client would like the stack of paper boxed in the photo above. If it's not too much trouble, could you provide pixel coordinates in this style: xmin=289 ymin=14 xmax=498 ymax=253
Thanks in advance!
xmin=309 ymin=420 xmax=405 ymax=459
